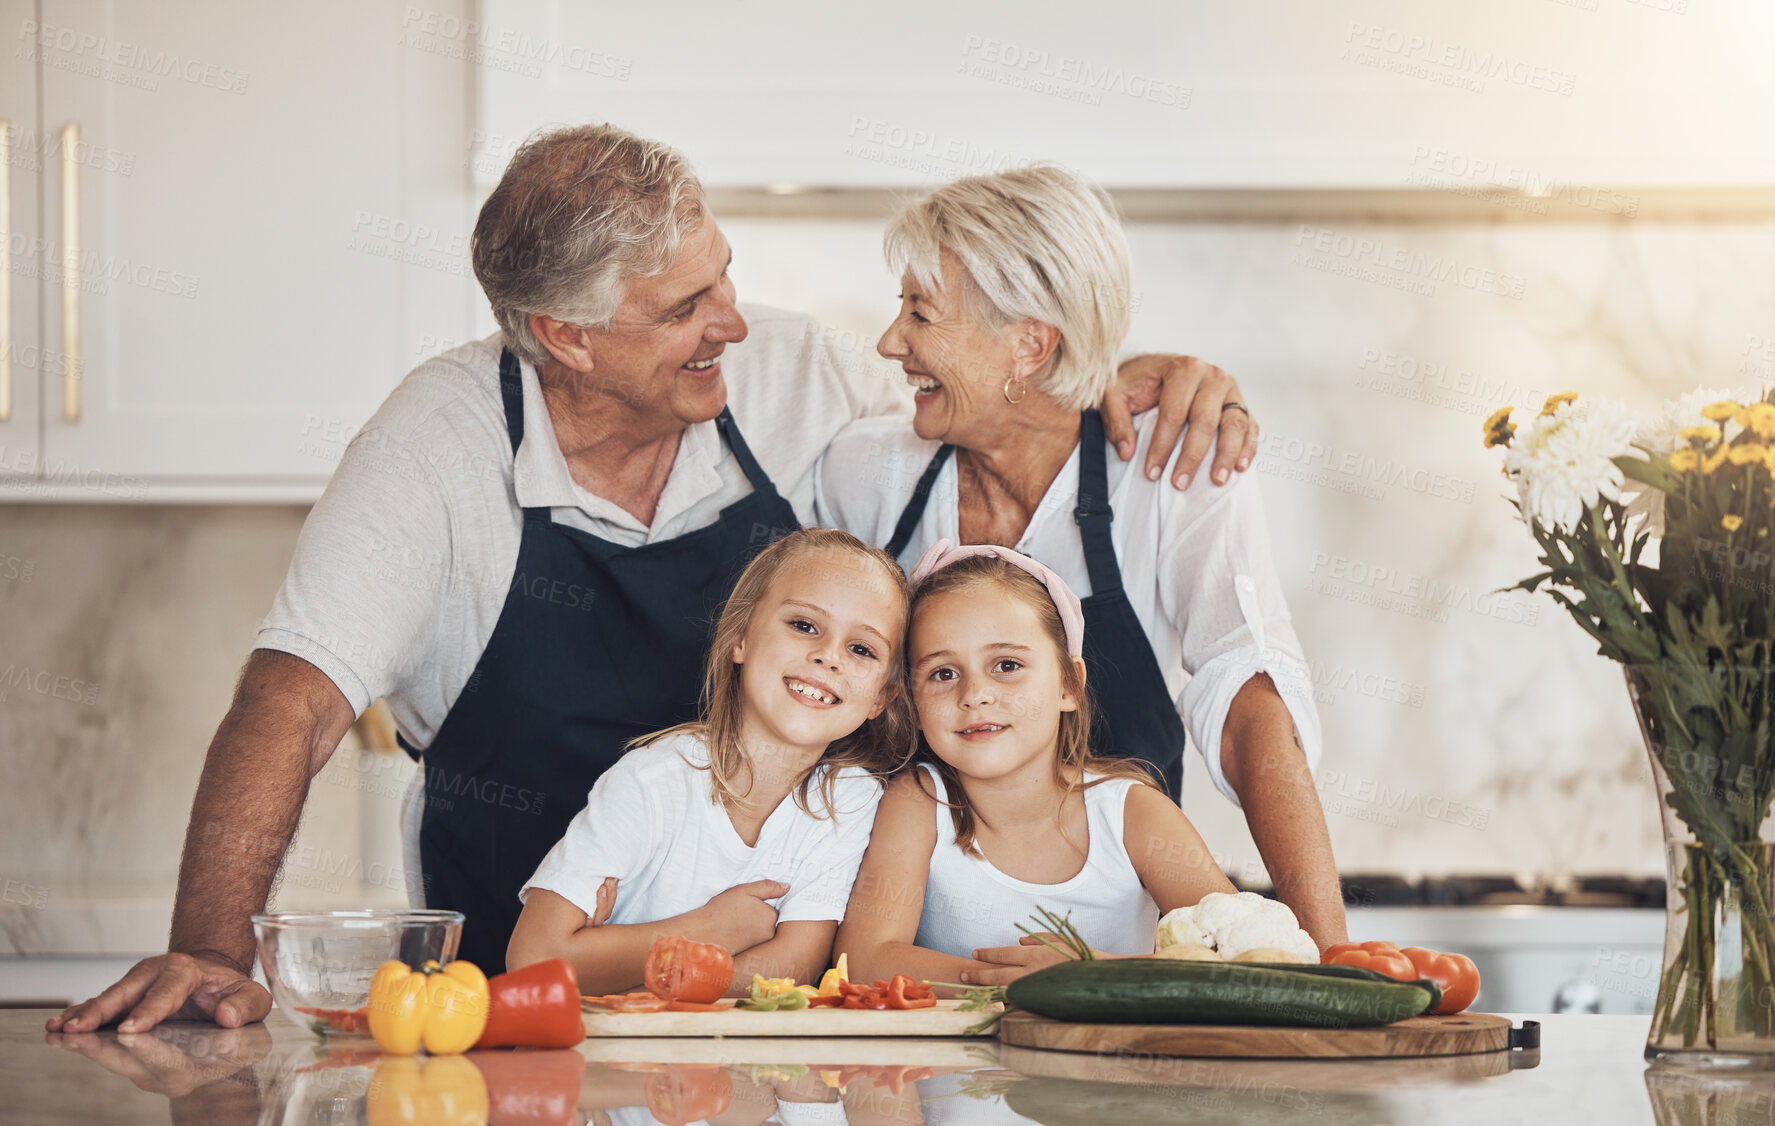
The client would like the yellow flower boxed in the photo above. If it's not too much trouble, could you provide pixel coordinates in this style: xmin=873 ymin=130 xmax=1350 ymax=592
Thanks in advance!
xmin=1681 ymin=425 xmax=1723 ymax=444
xmin=1703 ymin=445 xmax=1731 ymax=474
xmin=1482 ymin=406 xmax=1516 ymax=449
xmin=1702 ymin=401 xmax=1743 ymax=422
xmin=1746 ymin=402 xmax=1775 ymax=440
xmin=1540 ymin=392 xmax=1579 ymax=418
xmin=1729 ymin=443 xmax=1768 ymax=466
xmin=1723 ymin=515 xmax=1745 ymax=532
xmin=1668 ymin=449 xmax=1699 ymax=472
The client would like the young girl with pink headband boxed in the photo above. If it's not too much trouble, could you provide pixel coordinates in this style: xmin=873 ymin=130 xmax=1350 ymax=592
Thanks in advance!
xmin=836 ymin=539 xmax=1236 ymax=987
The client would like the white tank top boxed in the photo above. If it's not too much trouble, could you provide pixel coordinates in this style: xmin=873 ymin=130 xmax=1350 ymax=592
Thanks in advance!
xmin=912 ymin=764 xmax=1160 ymax=958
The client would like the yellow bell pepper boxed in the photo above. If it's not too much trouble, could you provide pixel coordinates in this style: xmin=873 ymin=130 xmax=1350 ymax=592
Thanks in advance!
xmin=367 ymin=1054 xmax=488 ymax=1126
xmin=368 ymin=959 xmax=490 ymax=1056
xmin=816 ymin=953 xmax=849 ymax=996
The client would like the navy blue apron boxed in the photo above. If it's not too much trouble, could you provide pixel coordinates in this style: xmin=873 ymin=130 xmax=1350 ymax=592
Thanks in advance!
xmin=883 ymin=410 xmax=1187 ymax=793
xmin=406 ymin=348 xmax=800 ymax=971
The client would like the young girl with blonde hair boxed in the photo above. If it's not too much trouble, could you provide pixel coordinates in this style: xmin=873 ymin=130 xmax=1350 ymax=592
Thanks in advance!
xmin=509 ymin=528 xmax=916 ymax=994
xmin=837 ymin=540 xmax=1235 ymax=988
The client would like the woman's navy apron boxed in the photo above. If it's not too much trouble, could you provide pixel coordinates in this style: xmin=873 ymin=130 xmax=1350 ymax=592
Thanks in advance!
xmin=406 ymin=348 xmax=800 ymax=970
xmin=883 ymin=410 xmax=1187 ymax=793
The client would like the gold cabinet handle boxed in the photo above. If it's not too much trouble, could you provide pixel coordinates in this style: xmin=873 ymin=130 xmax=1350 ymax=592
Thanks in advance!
xmin=0 ymin=118 xmax=10 ymax=422
xmin=61 ymin=122 xmax=80 ymax=423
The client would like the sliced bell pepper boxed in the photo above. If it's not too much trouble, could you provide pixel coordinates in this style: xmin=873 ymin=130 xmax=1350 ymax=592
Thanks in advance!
xmin=295 ymin=1005 xmax=370 ymax=1035
xmin=475 ymin=958 xmax=583 ymax=1049
xmin=816 ymin=953 xmax=849 ymax=996
xmin=583 ymin=992 xmax=670 ymax=1012
xmin=368 ymin=959 xmax=490 ymax=1056
xmin=884 ymin=975 xmax=937 ymax=1008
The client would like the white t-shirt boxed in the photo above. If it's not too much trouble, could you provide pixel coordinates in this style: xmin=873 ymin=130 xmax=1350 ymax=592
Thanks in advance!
xmin=255 ymin=305 xmax=909 ymax=748
xmin=814 ymin=410 xmax=1321 ymax=805
xmin=521 ymin=732 xmax=884 ymax=927
xmin=912 ymin=765 xmax=1160 ymax=958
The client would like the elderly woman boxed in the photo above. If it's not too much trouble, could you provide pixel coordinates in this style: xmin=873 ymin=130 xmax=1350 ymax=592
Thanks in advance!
xmin=818 ymin=166 xmax=1346 ymax=947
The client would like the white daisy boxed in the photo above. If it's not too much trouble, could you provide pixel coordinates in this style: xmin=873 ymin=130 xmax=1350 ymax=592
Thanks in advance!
xmin=1505 ymin=397 xmax=1644 ymax=534
xmin=1625 ymin=387 xmax=1761 ymax=536
xmin=1634 ymin=386 xmax=1754 ymax=455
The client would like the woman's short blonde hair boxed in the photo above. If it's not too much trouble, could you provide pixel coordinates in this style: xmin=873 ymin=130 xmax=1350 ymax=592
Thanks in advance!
xmin=884 ymin=165 xmax=1133 ymax=411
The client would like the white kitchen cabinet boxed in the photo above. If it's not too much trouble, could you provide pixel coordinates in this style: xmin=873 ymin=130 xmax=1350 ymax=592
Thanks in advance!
xmin=476 ymin=0 xmax=1775 ymax=192
xmin=0 ymin=0 xmax=44 ymax=484
xmin=3 ymin=0 xmax=476 ymax=500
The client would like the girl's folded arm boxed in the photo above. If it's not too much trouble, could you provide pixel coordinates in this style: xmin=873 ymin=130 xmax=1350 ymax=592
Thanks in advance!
xmin=730 ymin=920 xmax=838 ymax=991
xmin=507 ymin=887 xmax=725 ymax=995
xmin=1123 ymin=783 xmax=1237 ymax=914
xmin=834 ymin=773 xmax=999 ymax=995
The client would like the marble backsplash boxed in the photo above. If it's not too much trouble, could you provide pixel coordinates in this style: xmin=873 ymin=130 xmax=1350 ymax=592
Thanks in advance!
xmin=4 ymin=215 xmax=1771 ymax=953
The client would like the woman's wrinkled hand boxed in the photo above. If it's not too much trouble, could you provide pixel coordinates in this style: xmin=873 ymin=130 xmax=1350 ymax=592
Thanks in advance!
xmin=1103 ymin=354 xmax=1259 ymax=490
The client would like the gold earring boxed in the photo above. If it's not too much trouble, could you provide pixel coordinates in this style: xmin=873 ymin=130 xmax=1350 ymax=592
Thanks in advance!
xmin=1003 ymin=375 xmax=1027 ymax=405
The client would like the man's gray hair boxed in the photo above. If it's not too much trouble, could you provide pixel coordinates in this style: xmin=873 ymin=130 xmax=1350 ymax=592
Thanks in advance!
xmin=472 ymin=123 xmax=706 ymax=369
xmin=884 ymin=164 xmax=1133 ymax=411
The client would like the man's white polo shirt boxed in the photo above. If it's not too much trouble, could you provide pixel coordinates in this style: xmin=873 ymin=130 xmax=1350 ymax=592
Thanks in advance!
xmin=255 ymin=304 xmax=907 ymax=748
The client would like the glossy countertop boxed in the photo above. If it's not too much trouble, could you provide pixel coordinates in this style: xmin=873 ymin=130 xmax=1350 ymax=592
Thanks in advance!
xmin=7 ymin=1007 xmax=1769 ymax=1125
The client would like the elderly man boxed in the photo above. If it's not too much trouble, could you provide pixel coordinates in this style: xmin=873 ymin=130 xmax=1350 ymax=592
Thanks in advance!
xmin=49 ymin=123 xmax=1259 ymax=1034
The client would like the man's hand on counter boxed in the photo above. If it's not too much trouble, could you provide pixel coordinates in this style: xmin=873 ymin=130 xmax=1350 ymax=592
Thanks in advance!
xmin=45 ymin=952 xmax=272 ymax=1034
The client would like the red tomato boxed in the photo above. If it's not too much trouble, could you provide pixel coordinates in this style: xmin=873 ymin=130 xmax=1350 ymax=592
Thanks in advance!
xmin=475 ymin=958 xmax=584 ymax=1049
xmin=645 ymin=1065 xmax=734 ymax=1126
xmin=1401 ymin=946 xmax=1482 ymax=1014
xmin=1323 ymin=941 xmax=1417 ymax=982
xmin=643 ymin=936 xmax=735 ymax=1004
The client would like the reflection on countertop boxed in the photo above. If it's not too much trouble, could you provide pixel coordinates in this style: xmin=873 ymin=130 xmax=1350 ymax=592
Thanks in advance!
xmin=3 ymin=1007 xmax=1762 ymax=1125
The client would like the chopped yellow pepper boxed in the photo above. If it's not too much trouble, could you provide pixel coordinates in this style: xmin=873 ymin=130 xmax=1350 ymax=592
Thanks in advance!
xmin=367 ymin=1054 xmax=488 ymax=1126
xmin=817 ymin=953 xmax=849 ymax=995
xmin=368 ymin=958 xmax=490 ymax=1056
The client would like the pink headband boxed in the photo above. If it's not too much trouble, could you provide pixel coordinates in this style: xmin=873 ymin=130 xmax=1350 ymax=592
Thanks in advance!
xmin=908 ymin=538 xmax=1086 ymax=657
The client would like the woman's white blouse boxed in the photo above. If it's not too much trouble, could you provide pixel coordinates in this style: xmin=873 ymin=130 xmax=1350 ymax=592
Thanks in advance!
xmin=814 ymin=411 xmax=1321 ymax=805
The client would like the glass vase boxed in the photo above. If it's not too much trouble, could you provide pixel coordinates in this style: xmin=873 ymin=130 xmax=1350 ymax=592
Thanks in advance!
xmin=1629 ymin=667 xmax=1775 ymax=1068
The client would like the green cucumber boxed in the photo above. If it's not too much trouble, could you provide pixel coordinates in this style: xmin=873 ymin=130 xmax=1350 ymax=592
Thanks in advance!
xmin=1005 ymin=959 xmax=1435 ymax=1027
xmin=1226 ymin=961 xmax=1444 ymax=1010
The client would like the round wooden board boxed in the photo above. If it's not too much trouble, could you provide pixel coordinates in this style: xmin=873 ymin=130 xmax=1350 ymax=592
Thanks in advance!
xmin=997 ymin=1010 xmax=1514 ymax=1059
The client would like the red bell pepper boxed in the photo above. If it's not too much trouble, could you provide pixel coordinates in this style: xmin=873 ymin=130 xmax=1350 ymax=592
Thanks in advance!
xmin=475 ymin=959 xmax=584 ymax=1049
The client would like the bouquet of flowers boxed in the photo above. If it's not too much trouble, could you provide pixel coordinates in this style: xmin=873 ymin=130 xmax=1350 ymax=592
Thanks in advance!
xmin=1484 ymin=388 xmax=1775 ymax=1054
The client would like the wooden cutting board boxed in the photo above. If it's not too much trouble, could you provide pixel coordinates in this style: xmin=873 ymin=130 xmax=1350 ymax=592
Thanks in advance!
xmin=582 ymin=998 xmax=998 ymax=1039
xmin=996 ymin=1010 xmax=1514 ymax=1058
